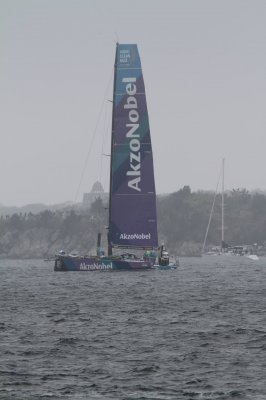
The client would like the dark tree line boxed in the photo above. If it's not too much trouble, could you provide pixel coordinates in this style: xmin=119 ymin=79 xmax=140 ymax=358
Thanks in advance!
xmin=0 ymin=198 xmax=108 ymax=257
xmin=1 ymin=188 xmax=266 ymax=257
xmin=157 ymin=186 xmax=266 ymax=253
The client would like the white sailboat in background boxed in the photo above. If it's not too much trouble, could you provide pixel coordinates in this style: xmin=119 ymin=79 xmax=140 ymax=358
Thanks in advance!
xmin=202 ymin=159 xmax=224 ymax=255
xmin=203 ymin=158 xmax=259 ymax=260
xmin=221 ymin=157 xmax=227 ymax=252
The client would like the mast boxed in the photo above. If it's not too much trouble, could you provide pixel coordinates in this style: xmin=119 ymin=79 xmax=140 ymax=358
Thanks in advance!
xmin=107 ymin=42 xmax=119 ymax=256
xmin=202 ymin=160 xmax=223 ymax=254
xmin=221 ymin=158 xmax=225 ymax=252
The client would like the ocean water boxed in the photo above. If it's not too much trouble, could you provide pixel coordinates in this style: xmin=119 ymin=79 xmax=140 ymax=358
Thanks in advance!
xmin=0 ymin=256 xmax=266 ymax=400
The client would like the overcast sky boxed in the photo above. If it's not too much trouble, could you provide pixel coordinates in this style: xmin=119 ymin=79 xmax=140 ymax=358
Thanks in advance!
xmin=1 ymin=0 xmax=266 ymax=206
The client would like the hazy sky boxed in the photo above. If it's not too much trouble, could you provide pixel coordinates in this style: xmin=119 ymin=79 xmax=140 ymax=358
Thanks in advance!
xmin=1 ymin=0 xmax=266 ymax=206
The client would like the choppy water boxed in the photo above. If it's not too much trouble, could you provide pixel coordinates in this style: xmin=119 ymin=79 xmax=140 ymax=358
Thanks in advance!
xmin=0 ymin=256 xmax=266 ymax=399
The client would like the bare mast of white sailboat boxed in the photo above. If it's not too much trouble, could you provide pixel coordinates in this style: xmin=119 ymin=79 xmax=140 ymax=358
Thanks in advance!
xmin=202 ymin=160 xmax=223 ymax=253
xmin=221 ymin=158 xmax=225 ymax=252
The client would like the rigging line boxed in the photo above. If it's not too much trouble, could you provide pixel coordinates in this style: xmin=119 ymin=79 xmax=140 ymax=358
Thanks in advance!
xmin=202 ymin=162 xmax=223 ymax=254
xmin=98 ymin=101 xmax=107 ymax=184
xmin=74 ymin=68 xmax=113 ymax=203
xmin=114 ymin=32 xmax=119 ymax=43
xmin=102 ymin=107 xmax=112 ymax=191
xmin=99 ymin=99 xmax=111 ymax=185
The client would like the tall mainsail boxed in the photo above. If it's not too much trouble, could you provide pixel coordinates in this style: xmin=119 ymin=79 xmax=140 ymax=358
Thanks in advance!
xmin=109 ymin=44 xmax=158 ymax=250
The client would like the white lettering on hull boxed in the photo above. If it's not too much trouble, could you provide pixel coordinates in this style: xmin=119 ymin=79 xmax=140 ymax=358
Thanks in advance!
xmin=80 ymin=262 xmax=113 ymax=271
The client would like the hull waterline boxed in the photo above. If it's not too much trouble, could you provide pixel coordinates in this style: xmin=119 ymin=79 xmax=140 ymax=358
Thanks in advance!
xmin=154 ymin=263 xmax=178 ymax=270
xmin=54 ymin=255 xmax=154 ymax=271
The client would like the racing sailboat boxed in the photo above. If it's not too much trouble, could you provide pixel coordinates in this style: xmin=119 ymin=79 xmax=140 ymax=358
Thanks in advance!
xmin=54 ymin=43 xmax=177 ymax=271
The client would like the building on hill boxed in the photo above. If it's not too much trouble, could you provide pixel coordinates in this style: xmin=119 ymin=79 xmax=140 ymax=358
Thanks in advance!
xmin=82 ymin=181 xmax=108 ymax=208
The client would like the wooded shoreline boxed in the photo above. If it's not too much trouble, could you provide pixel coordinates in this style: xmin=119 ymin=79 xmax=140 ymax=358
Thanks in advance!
xmin=1 ymin=186 xmax=266 ymax=259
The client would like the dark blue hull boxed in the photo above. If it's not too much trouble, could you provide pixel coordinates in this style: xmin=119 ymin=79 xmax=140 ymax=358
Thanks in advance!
xmin=54 ymin=254 xmax=154 ymax=271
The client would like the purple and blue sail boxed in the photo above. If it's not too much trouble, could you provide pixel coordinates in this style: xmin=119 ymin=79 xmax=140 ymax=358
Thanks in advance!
xmin=109 ymin=44 xmax=158 ymax=250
